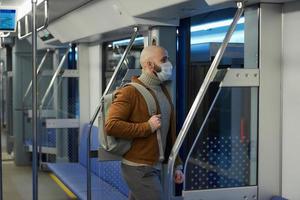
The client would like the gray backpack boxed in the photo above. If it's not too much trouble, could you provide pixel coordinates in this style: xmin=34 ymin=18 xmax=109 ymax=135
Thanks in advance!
xmin=98 ymin=82 xmax=164 ymax=161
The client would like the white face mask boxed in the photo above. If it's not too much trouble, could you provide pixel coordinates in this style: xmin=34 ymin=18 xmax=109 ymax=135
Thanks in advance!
xmin=156 ymin=61 xmax=173 ymax=82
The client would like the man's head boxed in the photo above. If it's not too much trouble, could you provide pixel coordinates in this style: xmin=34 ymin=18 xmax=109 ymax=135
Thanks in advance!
xmin=140 ymin=45 xmax=173 ymax=81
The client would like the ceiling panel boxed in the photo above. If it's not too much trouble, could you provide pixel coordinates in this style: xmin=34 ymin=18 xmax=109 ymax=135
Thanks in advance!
xmin=0 ymin=0 xmax=26 ymax=7
xmin=47 ymin=0 xmax=96 ymax=23
xmin=205 ymin=0 xmax=296 ymax=6
xmin=135 ymin=0 xmax=233 ymax=20
xmin=1 ymin=0 xmax=98 ymax=23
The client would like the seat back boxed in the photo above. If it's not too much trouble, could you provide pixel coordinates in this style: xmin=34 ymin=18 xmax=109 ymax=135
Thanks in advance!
xmin=271 ymin=197 xmax=288 ymax=200
xmin=78 ymin=124 xmax=129 ymax=196
xmin=79 ymin=124 xmax=99 ymax=166
xmin=93 ymin=161 xmax=129 ymax=196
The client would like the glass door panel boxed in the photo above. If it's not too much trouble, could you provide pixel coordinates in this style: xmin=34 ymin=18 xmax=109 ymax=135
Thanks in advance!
xmin=184 ymin=87 xmax=258 ymax=191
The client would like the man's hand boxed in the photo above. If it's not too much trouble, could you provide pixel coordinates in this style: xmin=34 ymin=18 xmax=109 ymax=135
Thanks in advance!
xmin=174 ymin=169 xmax=184 ymax=184
xmin=148 ymin=114 xmax=161 ymax=132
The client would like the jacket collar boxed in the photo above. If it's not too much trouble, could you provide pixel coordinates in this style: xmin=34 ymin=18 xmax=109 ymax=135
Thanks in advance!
xmin=131 ymin=76 xmax=173 ymax=107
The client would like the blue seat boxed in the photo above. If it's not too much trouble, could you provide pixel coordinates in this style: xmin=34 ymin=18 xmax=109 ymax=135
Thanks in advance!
xmin=271 ymin=197 xmax=288 ymax=200
xmin=79 ymin=124 xmax=129 ymax=196
xmin=47 ymin=124 xmax=128 ymax=200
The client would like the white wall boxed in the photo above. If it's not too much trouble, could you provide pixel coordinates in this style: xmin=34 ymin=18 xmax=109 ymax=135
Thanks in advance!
xmin=78 ymin=44 xmax=90 ymax=130
xmin=78 ymin=44 xmax=102 ymax=130
xmin=282 ymin=2 xmax=300 ymax=199
xmin=259 ymin=4 xmax=282 ymax=199
xmin=88 ymin=44 xmax=102 ymax=126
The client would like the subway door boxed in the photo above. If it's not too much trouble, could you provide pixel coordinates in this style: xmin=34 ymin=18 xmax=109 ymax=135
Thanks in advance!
xmin=177 ymin=6 xmax=260 ymax=200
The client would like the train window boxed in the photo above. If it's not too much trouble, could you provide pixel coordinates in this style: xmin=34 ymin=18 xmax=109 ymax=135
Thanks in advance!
xmin=191 ymin=17 xmax=244 ymax=44
xmin=190 ymin=8 xmax=244 ymax=69
xmin=102 ymin=36 xmax=144 ymax=92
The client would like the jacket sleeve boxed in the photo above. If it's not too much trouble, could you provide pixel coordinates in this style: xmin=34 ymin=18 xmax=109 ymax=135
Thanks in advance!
xmin=104 ymin=86 xmax=153 ymax=139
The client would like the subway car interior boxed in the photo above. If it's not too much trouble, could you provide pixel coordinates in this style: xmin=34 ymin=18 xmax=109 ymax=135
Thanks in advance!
xmin=0 ymin=0 xmax=299 ymax=199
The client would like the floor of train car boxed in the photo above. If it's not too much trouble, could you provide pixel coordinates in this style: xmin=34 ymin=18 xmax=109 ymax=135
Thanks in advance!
xmin=2 ymin=161 xmax=70 ymax=199
xmin=1 ymin=130 xmax=70 ymax=200
xmin=1 ymin=130 xmax=14 ymax=161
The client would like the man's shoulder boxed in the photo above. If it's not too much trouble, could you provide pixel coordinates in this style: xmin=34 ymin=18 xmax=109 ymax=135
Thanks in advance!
xmin=120 ymin=83 xmax=137 ymax=93
xmin=115 ymin=83 xmax=139 ymax=99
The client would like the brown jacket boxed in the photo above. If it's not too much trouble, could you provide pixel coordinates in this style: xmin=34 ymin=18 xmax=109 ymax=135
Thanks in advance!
xmin=105 ymin=77 xmax=180 ymax=166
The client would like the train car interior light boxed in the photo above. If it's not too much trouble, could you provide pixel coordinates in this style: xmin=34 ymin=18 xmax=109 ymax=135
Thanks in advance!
xmin=112 ymin=37 xmax=144 ymax=47
xmin=191 ymin=17 xmax=245 ymax=32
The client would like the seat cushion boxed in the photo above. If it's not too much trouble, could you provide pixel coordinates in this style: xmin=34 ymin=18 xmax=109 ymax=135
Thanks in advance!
xmin=47 ymin=163 xmax=127 ymax=199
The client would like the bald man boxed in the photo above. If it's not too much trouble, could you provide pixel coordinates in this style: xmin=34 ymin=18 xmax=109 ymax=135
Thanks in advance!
xmin=105 ymin=45 xmax=184 ymax=200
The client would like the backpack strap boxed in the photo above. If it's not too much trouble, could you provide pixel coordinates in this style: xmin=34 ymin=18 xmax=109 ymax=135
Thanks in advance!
xmin=126 ymin=82 xmax=164 ymax=162
xmin=126 ymin=82 xmax=157 ymax=116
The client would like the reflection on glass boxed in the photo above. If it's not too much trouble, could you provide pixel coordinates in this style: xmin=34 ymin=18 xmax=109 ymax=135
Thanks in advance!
xmin=103 ymin=37 xmax=144 ymax=93
xmin=107 ymin=63 xmax=128 ymax=93
xmin=190 ymin=8 xmax=245 ymax=69
xmin=22 ymin=49 xmax=80 ymax=164
xmin=23 ymin=54 xmax=54 ymax=147
xmin=191 ymin=17 xmax=244 ymax=44
xmin=184 ymin=87 xmax=258 ymax=190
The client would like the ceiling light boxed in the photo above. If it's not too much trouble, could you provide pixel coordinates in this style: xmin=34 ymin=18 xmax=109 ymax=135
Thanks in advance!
xmin=112 ymin=37 xmax=144 ymax=46
xmin=191 ymin=17 xmax=244 ymax=32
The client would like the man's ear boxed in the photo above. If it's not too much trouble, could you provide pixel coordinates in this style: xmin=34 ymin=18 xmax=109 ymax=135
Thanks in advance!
xmin=147 ymin=61 xmax=154 ymax=70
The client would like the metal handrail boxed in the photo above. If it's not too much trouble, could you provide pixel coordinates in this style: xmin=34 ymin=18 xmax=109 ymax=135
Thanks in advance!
xmin=0 ymin=32 xmax=10 ymax=38
xmin=31 ymin=0 xmax=38 ymax=199
xmin=115 ymin=44 xmax=130 ymax=70
xmin=39 ymin=49 xmax=69 ymax=110
xmin=167 ymin=2 xmax=245 ymax=199
xmin=0 ymin=32 xmax=11 ymax=48
xmin=86 ymin=27 xmax=138 ymax=200
xmin=18 ymin=0 xmax=48 ymax=40
xmin=23 ymin=49 xmax=50 ymax=102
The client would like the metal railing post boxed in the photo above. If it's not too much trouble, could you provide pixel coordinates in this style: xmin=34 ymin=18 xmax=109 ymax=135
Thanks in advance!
xmin=0 ymin=32 xmax=10 ymax=38
xmin=167 ymin=2 xmax=245 ymax=199
xmin=31 ymin=0 xmax=38 ymax=199
xmin=0 ymin=60 xmax=3 ymax=200
xmin=86 ymin=27 xmax=138 ymax=200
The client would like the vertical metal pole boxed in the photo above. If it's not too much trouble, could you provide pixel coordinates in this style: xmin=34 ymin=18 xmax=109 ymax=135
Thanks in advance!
xmin=0 ymin=62 xmax=3 ymax=129
xmin=31 ymin=0 xmax=38 ymax=200
xmin=0 ymin=115 xmax=2 ymax=200
xmin=0 ymin=61 xmax=3 ymax=200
